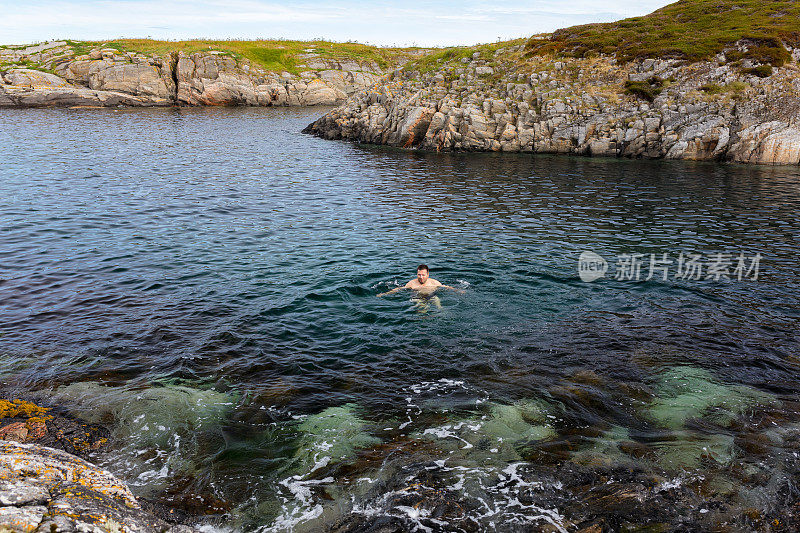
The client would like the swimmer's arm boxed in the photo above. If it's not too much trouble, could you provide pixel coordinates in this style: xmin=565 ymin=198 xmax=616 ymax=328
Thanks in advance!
xmin=377 ymin=282 xmax=412 ymax=297
xmin=437 ymin=282 xmax=466 ymax=294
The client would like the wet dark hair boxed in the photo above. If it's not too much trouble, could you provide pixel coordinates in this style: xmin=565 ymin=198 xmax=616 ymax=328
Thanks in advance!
xmin=417 ymin=264 xmax=429 ymax=272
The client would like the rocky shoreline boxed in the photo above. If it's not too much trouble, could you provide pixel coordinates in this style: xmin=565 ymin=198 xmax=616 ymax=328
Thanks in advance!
xmin=0 ymin=398 xmax=198 ymax=533
xmin=0 ymin=41 xmax=398 ymax=108
xmin=304 ymin=43 xmax=800 ymax=165
xmin=6 ymin=39 xmax=800 ymax=166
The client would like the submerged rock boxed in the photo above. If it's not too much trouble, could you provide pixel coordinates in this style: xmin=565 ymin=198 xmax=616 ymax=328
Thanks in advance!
xmin=654 ymin=431 xmax=735 ymax=470
xmin=646 ymin=366 xmax=777 ymax=430
xmin=415 ymin=399 xmax=557 ymax=463
xmin=47 ymin=381 xmax=237 ymax=494
xmin=294 ymin=403 xmax=381 ymax=469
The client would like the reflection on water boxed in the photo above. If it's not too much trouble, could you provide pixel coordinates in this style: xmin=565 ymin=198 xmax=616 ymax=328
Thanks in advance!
xmin=1 ymin=107 xmax=800 ymax=531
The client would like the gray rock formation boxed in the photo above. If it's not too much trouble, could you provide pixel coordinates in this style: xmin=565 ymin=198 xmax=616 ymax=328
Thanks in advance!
xmin=0 ymin=440 xmax=194 ymax=533
xmin=2 ymin=69 xmax=70 ymax=88
xmin=0 ymin=42 xmax=390 ymax=108
xmin=304 ymin=45 xmax=800 ymax=165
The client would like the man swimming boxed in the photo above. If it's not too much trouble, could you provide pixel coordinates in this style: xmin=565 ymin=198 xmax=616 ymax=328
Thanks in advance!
xmin=377 ymin=264 xmax=464 ymax=297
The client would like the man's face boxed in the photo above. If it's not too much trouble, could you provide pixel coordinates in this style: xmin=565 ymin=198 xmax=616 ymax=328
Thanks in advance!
xmin=417 ymin=269 xmax=429 ymax=284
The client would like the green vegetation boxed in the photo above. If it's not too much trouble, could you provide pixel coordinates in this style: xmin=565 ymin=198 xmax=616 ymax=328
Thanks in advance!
xmin=64 ymin=40 xmax=96 ymax=57
xmin=700 ymin=81 xmax=749 ymax=95
xmin=742 ymin=64 xmax=774 ymax=77
xmin=403 ymin=38 xmax=527 ymax=74
xmin=526 ymin=0 xmax=800 ymax=63
xmin=408 ymin=46 xmax=477 ymax=73
xmin=624 ymin=76 xmax=669 ymax=101
xmin=723 ymin=39 xmax=791 ymax=67
xmin=0 ymin=59 xmax=58 ymax=75
xmin=699 ymin=83 xmax=722 ymax=94
xmin=62 ymin=39 xmax=422 ymax=74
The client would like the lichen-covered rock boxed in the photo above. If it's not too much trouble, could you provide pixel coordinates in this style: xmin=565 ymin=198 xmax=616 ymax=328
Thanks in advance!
xmin=0 ymin=505 xmax=48 ymax=533
xmin=0 ymin=480 xmax=50 ymax=506
xmin=0 ymin=441 xmax=195 ymax=533
xmin=0 ymin=397 xmax=110 ymax=459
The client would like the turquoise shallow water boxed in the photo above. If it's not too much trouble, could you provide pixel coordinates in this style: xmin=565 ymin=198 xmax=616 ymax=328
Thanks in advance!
xmin=2 ymin=107 xmax=800 ymax=531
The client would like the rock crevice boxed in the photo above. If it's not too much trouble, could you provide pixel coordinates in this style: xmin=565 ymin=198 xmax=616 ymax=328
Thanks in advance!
xmin=169 ymin=51 xmax=179 ymax=104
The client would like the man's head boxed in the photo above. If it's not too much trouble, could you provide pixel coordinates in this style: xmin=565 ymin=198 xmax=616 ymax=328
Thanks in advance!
xmin=416 ymin=264 xmax=429 ymax=284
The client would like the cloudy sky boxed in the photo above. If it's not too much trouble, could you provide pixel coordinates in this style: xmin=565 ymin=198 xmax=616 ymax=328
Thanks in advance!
xmin=2 ymin=0 xmax=672 ymax=47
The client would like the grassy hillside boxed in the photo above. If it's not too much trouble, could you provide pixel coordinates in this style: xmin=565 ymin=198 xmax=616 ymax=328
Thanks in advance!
xmin=63 ymin=39 xmax=425 ymax=74
xmin=405 ymin=38 xmax=527 ymax=73
xmin=526 ymin=0 xmax=800 ymax=63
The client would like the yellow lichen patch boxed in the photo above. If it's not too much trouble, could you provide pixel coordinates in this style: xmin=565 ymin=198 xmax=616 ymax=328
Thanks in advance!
xmin=0 ymin=399 xmax=51 ymax=418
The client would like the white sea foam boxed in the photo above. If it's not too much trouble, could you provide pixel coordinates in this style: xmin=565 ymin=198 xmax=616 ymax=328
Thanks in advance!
xmin=656 ymin=478 xmax=683 ymax=492
xmin=195 ymin=523 xmax=234 ymax=533
xmin=347 ymin=458 xmax=567 ymax=533
xmin=259 ymin=381 xmax=564 ymax=532
xmin=259 ymin=474 xmax=336 ymax=533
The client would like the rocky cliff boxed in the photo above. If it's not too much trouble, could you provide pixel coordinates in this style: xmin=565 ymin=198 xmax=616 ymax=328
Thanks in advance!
xmin=0 ymin=41 xmax=394 ymax=107
xmin=303 ymin=43 xmax=800 ymax=165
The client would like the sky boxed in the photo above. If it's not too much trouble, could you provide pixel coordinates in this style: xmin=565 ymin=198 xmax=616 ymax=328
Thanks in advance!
xmin=1 ymin=0 xmax=673 ymax=47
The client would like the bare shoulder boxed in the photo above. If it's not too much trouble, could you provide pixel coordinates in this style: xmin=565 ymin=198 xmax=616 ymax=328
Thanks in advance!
xmin=429 ymin=278 xmax=443 ymax=286
xmin=405 ymin=279 xmax=419 ymax=288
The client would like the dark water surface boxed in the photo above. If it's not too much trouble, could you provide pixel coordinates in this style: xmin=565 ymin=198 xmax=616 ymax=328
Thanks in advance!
xmin=2 ymin=107 xmax=800 ymax=532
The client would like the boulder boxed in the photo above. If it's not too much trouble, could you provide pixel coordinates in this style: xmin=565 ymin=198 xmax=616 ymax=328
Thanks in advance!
xmin=88 ymin=62 xmax=171 ymax=99
xmin=2 ymin=69 xmax=70 ymax=88
xmin=55 ymin=59 xmax=94 ymax=85
xmin=0 ymin=441 xmax=195 ymax=533
xmin=176 ymin=52 xmax=257 ymax=105
xmin=729 ymin=122 xmax=800 ymax=165
xmin=301 ymin=78 xmax=343 ymax=105
xmin=396 ymin=106 xmax=435 ymax=147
